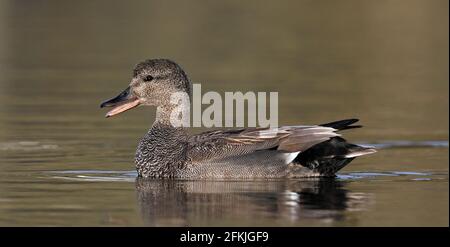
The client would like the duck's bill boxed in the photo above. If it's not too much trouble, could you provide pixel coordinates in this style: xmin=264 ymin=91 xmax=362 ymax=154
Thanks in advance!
xmin=100 ymin=86 xmax=141 ymax=118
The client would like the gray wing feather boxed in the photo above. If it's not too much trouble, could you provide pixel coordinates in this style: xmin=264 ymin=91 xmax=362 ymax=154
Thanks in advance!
xmin=187 ymin=125 xmax=339 ymax=163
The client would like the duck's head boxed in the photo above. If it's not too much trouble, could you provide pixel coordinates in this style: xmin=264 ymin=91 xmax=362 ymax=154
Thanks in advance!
xmin=100 ymin=59 xmax=191 ymax=118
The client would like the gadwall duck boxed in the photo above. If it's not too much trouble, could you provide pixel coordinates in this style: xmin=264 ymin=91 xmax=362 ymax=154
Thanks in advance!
xmin=100 ymin=59 xmax=376 ymax=178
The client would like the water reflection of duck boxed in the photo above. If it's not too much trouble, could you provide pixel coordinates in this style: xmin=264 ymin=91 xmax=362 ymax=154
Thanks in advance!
xmin=101 ymin=59 xmax=376 ymax=178
xmin=135 ymin=178 xmax=372 ymax=226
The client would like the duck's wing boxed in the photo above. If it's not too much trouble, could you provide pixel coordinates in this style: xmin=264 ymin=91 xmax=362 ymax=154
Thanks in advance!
xmin=187 ymin=125 xmax=340 ymax=163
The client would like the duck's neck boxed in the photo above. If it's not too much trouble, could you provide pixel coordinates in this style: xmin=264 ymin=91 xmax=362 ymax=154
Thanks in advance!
xmin=135 ymin=102 xmax=191 ymax=177
xmin=154 ymin=94 xmax=191 ymax=127
xmin=152 ymin=102 xmax=190 ymax=142
xmin=155 ymin=104 xmax=175 ymax=126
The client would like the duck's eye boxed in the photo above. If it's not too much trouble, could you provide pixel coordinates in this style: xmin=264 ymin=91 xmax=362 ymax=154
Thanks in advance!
xmin=143 ymin=75 xmax=154 ymax=82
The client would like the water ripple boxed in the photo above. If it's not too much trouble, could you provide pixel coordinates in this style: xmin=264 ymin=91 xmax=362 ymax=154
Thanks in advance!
xmin=46 ymin=170 xmax=446 ymax=182
xmin=0 ymin=141 xmax=58 ymax=151
xmin=359 ymin=140 xmax=448 ymax=149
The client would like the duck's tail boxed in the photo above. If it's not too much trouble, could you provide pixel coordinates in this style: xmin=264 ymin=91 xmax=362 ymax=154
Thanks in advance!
xmin=320 ymin=118 xmax=362 ymax=131
xmin=292 ymin=119 xmax=376 ymax=176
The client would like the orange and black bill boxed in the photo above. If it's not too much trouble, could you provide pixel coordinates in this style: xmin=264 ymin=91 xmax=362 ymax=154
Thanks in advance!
xmin=100 ymin=86 xmax=141 ymax=118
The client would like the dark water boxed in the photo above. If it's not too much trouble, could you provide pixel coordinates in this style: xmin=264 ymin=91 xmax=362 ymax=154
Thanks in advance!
xmin=0 ymin=0 xmax=448 ymax=226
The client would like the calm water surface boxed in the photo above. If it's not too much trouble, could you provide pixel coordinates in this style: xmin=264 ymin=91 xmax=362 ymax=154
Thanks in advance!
xmin=0 ymin=0 xmax=448 ymax=226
